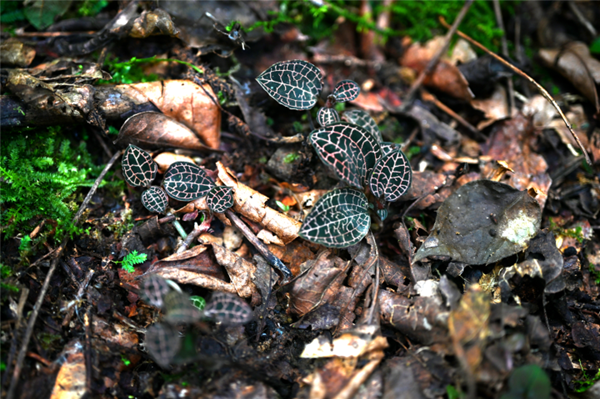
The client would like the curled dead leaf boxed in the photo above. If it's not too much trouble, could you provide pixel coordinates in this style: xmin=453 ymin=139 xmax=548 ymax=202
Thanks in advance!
xmin=116 ymin=111 xmax=215 ymax=151
xmin=117 ymin=80 xmax=221 ymax=149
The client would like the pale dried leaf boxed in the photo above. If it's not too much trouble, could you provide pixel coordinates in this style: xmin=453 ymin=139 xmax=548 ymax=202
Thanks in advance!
xmin=211 ymin=243 xmax=258 ymax=299
xmin=216 ymin=162 xmax=301 ymax=244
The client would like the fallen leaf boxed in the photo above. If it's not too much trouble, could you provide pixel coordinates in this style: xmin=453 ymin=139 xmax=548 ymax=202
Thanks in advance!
xmin=413 ymin=180 xmax=542 ymax=265
xmin=118 ymin=80 xmax=221 ymax=149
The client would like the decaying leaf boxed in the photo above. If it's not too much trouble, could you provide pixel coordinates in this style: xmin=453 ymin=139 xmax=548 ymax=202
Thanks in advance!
xmin=400 ymin=42 xmax=474 ymax=101
xmin=116 ymin=80 xmax=221 ymax=149
xmin=301 ymin=325 xmax=387 ymax=358
xmin=378 ymin=286 xmax=448 ymax=345
xmin=49 ymin=341 xmax=86 ymax=399
xmin=216 ymin=162 xmax=301 ymax=245
xmin=448 ymin=285 xmax=490 ymax=375
xmin=539 ymin=42 xmax=600 ymax=104
xmin=210 ymin=243 xmax=258 ymax=301
xmin=414 ymin=180 xmax=542 ymax=265
xmin=116 ymin=112 xmax=216 ymax=152
xmin=0 ymin=38 xmax=36 ymax=67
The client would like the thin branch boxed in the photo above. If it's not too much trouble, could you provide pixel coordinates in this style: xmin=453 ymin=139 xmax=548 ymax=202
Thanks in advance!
xmin=403 ymin=0 xmax=474 ymax=103
xmin=6 ymin=149 xmax=123 ymax=399
xmin=224 ymin=209 xmax=292 ymax=280
xmin=439 ymin=16 xmax=592 ymax=166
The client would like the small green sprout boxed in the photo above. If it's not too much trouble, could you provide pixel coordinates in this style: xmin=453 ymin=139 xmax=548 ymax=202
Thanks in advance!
xmin=574 ymin=360 xmax=600 ymax=393
xmin=114 ymin=250 xmax=147 ymax=273
xmin=121 ymin=354 xmax=131 ymax=366
xmin=276 ymin=201 xmax=290 ymax=213
xmin=19 ymin=235 xmax=32 ymax=252
xmin=283 ymin=153 xmax=300 ymax=164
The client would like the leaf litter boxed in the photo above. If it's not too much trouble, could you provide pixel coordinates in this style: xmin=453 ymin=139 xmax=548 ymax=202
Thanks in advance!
xmin=2 ymin=1 xmax=600 ymax=398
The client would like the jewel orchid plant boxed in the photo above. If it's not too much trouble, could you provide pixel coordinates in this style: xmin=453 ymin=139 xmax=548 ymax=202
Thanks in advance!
xmin=256 ymin=59 xmax=412 ymax=248
xmin=121 ymin=145 xmax=234 ymax=214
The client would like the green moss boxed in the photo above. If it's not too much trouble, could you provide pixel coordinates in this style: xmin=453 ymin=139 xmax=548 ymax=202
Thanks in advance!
xmin=0 ymin=127 xmax=102 ymax=241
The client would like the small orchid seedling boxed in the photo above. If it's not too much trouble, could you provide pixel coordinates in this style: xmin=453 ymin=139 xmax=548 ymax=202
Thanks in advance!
xmin=121 ymin=145 xmax=234 ymax=215
xmin=140 ymin=274 xmax=253 ymax=368
xmin=256 ymin=60 xmax=412 ymax=248
xmin=256 ymin=59 xmax=360 ymax=128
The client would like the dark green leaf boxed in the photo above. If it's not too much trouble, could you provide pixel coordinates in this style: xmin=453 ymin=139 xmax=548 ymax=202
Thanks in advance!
xmin=122 ymin=144 xmax=157 ymax=187
xmin=141 ymin=186 xmax=168 ymax=213
xmin=500 ymin=364 xmax=550 ymax=399
xmin=24 ymin=0 xmax=72 ymax=30
xmin=309 ymin=129 xmax=366 ymax=188
xmin=317 ymin=107 xmax=341 ymax=127
xmin=256 ymin=60 xmax=323 ymax=110
xmin=145 ymin=323 xmax=180 ymax=368
xmin=299 ymin=188 xmax=370 ymax=248
xmin=163 ymin=291 xmax=203 ymax=324
xmin=369 ymin=149 xmax=412 ymax=202
xmin=310 ymin=122 xmax=382 ymax=185
xmin=332 ymin=80 xmax=360 ymax=103
xmin=203 ymin=292 xmax=253 ymax=325
xmin=140 ymin=274 xmax=171 ymax=308
xmin=163 ymin=161 xmax=214 ymax=202
xmin=342 ymin=109 xmax=382 ymax=142
xmin=206 ymin=186 xmax=234 ymax=213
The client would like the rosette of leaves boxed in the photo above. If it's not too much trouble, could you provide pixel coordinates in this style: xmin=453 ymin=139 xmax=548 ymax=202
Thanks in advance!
xmin=299 ymin=122 xmax=412 ymax=248
xmin=122 ymin=145 xmax=169 ymax=213
xmin=256 ymin=60 xmax=360 ymax=116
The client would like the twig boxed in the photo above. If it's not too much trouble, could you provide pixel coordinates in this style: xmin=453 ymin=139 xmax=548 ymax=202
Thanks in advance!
xmin=224 ymin=209 xmax=292 ymax=280
xmin=61 ymin=269 xmax=95 ymax=327
xmin=1 ymin=288 xmax=29 ymax=388
xmin=421 ymin=90 xmax=484 ymax=140
xmin=567 ymin=2 xmax=597 ymax=38
xmin=440 ymin=16 xmax=592 ymax=166
xmin=84 ymin=307 xmax=93 ymax=394
xmin=403 ymin=0 xmax=474 ymax=103
xmin=366 ymin=231 xmax=380 ymax=325
xmin=492 ymin=0 xmax=515 ymax=113
xmin=6 ymin=149 xmax=122 ymax=399
xmin=176 ymin=213 xmax=211 ymax=253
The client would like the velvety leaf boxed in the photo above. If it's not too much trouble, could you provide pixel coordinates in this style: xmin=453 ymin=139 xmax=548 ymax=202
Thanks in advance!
xmin=308 ymin=129 xmax=366 ymax=188
xmin=343 ymin=109 xmax=382 ymax=142
xmin=145 ymin=323 xmax=180 ymax=368
xmin=203 ymin=292 xmax=253 ymax=325
xmin=163 ymin=291 xmax=203 ymax=324
xmin=206 ymin=186 xmax=234 ymax=213
xmin=140 ymin=274 xmax=171 ymax=308
xmin=141 ymin=186 xmax=169 ymax=213
xmin=310 ymin=122 xmax=382 ymax=184
xmin=256 ymin=60 xmax=323 ymax=110
xmin=316 ymin=107 xmax=340 ymax=127
xmin=413 ymin=180 xmax=542 ymax=265
xmin=332 ymin=80 xmax=360 ymax=103
xmin=299 ymin=188 xmax=370 ymax=248
xmin=122 ymin=144 xmax=157 ymax=187
xmin=380 ymin=142 xmax=397 ymax=156
xmin=163 ymin=161 xmax=214 ymax=202
xmin=24 ymin=0 xmax=72 ymax=30
xmin=369 ymin=149 xmax=412 ymax=202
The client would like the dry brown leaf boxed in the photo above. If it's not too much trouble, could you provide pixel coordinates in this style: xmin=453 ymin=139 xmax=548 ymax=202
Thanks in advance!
xmin=288 ymin=251 xmax=347 ymax=316
xmin=448 ymin=285 xmax=490 ymax=374
xmin=117 ymin=111 xmax=216 ymax=151
xmin=49 ymin=341 xmax=86 ymax=399
xmin=155 ymin=267 xmax=237 ymax=294
xmin=216 ymin=162 xmax=301 ymax=244
xmin=0 ymin=38 xmax=35 ymax=67
xmin=539 ymin=42 xmax=600 ymax=104
xmin=118 ymin=80 xmax=221 ymax=149
xmin=267 ymin=240 xmax=316 ymax=277
xmin=471 ymin=85 xmax=512 ymax=129
xmin=129 ymin=9 xmax=180 ymax=39
xmin=400 ymin=43 xmax=474 ymax=101
xmin=210 ymin=243 xmax=258 ymax=299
